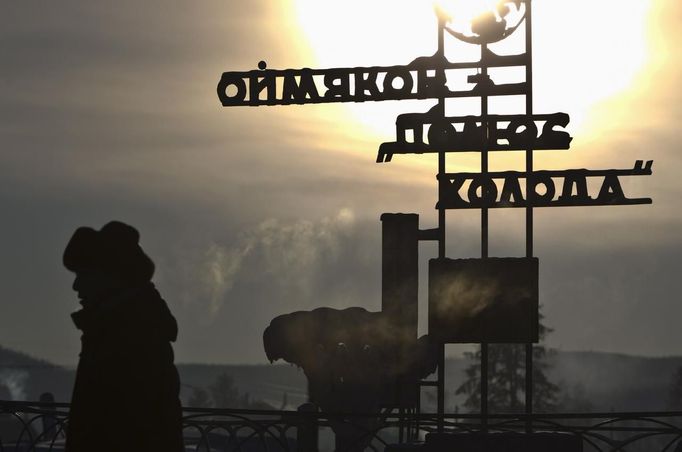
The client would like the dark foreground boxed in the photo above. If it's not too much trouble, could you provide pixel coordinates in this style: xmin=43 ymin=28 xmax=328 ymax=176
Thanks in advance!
xmin=2 ymin=400 xmax=682 ymax=452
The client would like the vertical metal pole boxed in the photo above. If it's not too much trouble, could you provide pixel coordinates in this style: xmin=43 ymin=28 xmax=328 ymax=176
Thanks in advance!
xmin=438 ymin=344 xmax=445 ymax=432
xmin=525 ymin=0 xmax=534 ymax=434
xmin=416 ymin=385 xmax=421 ymax=438
xmin=399 ymin=407 xmax=405 ymax=443
xmin=436 ymin=11 xmax=446 ymax=434
xmin=481 ymin=343 xmax=488 ymax=431
xmin=437 ymin=20 xmax=446 ymax=261
xmin=480 ymin=42 xmax=490 ymax=432
xmin=481 ymin=43 xmax=489 ymax=260
xmin=525 ymin=0 xmax=534 ymax=256
xmin=297 ymin=403 xmax=319 ymax=452
xmin=525 ymin=343 xmax=533 ymax=430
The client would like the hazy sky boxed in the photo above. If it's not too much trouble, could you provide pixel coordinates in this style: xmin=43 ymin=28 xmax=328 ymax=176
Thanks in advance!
xmin=1 ymin=0 xmax=680 ymax=365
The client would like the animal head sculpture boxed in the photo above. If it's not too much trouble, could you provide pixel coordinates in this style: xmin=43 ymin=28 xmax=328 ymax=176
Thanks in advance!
xmin=263 ymin=307 xmax=438 ymax=411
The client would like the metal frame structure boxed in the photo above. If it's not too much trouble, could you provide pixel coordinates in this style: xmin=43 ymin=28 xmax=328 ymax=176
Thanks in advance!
xmin=430 ymin=1 xmax=536 ymax=432
xmin=215 ymin=0 xmax=653 ymax=436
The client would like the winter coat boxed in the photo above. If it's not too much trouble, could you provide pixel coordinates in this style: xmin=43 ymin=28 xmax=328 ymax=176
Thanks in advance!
xmin=65 ymin=283 xmax=184 ymax=452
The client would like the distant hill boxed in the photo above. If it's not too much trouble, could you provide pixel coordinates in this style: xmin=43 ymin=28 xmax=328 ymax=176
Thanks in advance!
xmin=0 ymin=345 xmax=74 ymax=402
xmin=0 ymin=345 xmax=309 ymax=406
xmin=2 ymin=345 xmax=682 ymax=412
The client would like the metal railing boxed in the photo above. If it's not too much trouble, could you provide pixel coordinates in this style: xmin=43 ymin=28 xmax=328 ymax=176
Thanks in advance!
xmin=2 ymin=400 xmax=682 ymax=451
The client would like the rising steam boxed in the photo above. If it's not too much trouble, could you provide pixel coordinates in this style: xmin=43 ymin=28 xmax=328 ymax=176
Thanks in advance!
xmin=0 ymin=369 xmax=29 ymax=401
xmin=195 ymin=208 xmax=357 ymax=318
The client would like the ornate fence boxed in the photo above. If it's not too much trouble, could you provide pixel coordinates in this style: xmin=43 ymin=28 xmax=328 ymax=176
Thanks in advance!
xmin=2 ymin=400 xmax=682 ymax=451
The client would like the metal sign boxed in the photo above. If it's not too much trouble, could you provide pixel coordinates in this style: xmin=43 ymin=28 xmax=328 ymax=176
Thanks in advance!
xmin=216 ymin=1 xmax=655 ymax=344
xmin=217 ymin=52 xmax=531 ymax=107
xmin=429 ymin=258 xmax=538 ymax=343
xmin=438 ymin=160 xmax=653 ymax=209
xmin=216 ymin=48 xmax=653 ymax=215
xmin=377 ymin=110 xmax=571 ymax=162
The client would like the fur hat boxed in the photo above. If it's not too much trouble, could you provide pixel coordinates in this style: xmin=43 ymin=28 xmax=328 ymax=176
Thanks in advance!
xmin=63 ymin=221 xmax=155 ymax=282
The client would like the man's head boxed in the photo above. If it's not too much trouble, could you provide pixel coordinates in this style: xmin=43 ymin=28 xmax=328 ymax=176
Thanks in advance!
xmin=64 ymin=221 xmax=155 ymax=301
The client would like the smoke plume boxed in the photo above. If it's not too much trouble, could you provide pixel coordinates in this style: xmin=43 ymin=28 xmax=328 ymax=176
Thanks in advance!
xmin=163 ymin=208 xmax=362 ymax=321
xmin=0 ymin=369 xmax=29 ymax=401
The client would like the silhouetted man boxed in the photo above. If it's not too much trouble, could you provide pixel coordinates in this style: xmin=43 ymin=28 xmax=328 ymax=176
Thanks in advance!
xmin=63 ymin=221 xmax=183 ymax=452
xmin=39 ymin=392 xmax=60 ymax=441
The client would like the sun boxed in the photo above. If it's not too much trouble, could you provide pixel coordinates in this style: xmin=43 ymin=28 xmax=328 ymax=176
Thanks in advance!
xmin=287 ymin=0 xmax=440 ymax=144
xmin=288 ymin=0 xmax=651 ymax=155
xmin=435 ymin=0 xmax=511 ymax=35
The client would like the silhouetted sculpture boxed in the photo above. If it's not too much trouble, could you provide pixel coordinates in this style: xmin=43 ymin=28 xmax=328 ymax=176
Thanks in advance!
xmin=63 ymin=221 xmax=183 ymax=452
xmin=264 ymin=307 xmax=437 ymax=451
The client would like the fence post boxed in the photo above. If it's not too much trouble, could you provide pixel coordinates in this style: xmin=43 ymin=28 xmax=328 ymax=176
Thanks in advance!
xmin=296 ymin=403 xmax=319 ymax=452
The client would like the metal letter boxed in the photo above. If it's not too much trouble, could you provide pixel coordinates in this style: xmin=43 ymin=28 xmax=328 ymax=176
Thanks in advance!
xmin=505 ymin=117 xmax=538 ymax=149
xmin=529 ymin=173 xmax=556 ymax=205
xmin=468 ymin=175 xmax=499 ymax=207
xmin=354 ymin=69 xmax=381 ymax=101
xmin=499 ymin=175 xmax=525 ymax=206
xmin=323 ymin=69 xmax=351 ymax=100
xmin=558 ymin=172 xmax=591 ymax=202
xmin=282 ymin=70 xmax=321 ymax=104
xmin=536 ymin=113 xmax=572 ymax=149
xmin=249 ymin=73 xmax=276 ymax=105
xmin=428 ymin=121 xmax=458 ymax=149
xmin=383 ymin=68 xmax=414 ymax=98
xmin=217 ymin=73 xmax=247 ymax=106
xmin=597 ymin=174 xmax=626 ymax=203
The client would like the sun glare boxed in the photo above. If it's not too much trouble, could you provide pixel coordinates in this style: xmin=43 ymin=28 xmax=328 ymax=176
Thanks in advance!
xmin=289 ymin=0 xmax=440 ymax=145
xmin=288 ymin=0 xmax=652 ymax=159
xmin=434 ymin=0 xmax=508 ymax=34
